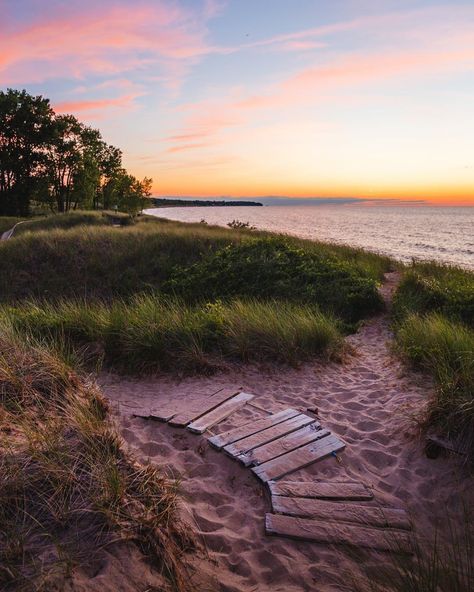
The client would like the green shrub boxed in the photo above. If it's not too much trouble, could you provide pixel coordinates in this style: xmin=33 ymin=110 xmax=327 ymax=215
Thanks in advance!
xmin=396 ymin=313 xmax=474 ymax=458
xmin=165 ymin=238 xmax=384 ymax=322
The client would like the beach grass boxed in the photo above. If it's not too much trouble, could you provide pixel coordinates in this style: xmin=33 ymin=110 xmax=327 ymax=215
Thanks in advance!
xmin=0 ymin=319 xmax=190 ymax=591
xmin=393 ymin=261 xmax=474 ymax=460
xmin=3 ymin=296 xmax=344 ymax=374
xmin=396 ymin=313 xmax=474 ymax=458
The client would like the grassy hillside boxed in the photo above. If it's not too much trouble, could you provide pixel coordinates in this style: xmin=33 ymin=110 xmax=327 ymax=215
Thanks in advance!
xmin=0 ymin=212 xmax=391 ymax=305
xmin=393 ymin=262 xmax=474 ymax=459
xmin=0 ymin=211 xmax=393 ymax=374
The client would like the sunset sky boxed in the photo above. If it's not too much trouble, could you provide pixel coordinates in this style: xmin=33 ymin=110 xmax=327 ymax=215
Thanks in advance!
xmin=2 ymin=0 xmax=474 ymax=204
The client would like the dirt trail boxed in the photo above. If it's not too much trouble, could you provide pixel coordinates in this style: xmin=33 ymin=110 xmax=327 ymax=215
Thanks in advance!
xmin=100 ymin=272 xmax=472 ymax=592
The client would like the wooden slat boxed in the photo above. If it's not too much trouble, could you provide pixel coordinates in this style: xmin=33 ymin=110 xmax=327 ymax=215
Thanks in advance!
xmin=224 ymin=414 xmax=317 ymax=458
xmin=252 ymin=434 xmax=345 ymax=482
xmin=168 ymin=387 xmax=241 ymax=427
xmin=208 ymin=408 xmax=300 ymax=450
xmin=239 ymin=425 xmax=330 ymax=467
xmin=265 ymin=514 xmax=413 ymax=554
xmin=187 ymin=392 xmax=254 ymax=434
xmin=268 ymin=480 xmax=374 ymax=501
xmin=271 ymin=497 xmax=411 ymax=530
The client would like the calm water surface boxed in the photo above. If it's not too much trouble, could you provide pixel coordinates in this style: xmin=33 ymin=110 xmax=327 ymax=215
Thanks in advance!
xmin=145 ymin=205 xmax=474 ymax=270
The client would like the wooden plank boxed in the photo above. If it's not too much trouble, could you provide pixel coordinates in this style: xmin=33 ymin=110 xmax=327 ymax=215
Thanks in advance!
xmin=187 ymin=392 xmax=254 ymax=434
xmin=239 ymin=425 xmax=331 ymax=467
xmin=271 ymin=498 xmax=411 ymax=530
xmin=208 ymin=408 xmax=300 ymax=450
xmin=168 ymin=387 xmax=241 ymax=427
xmin=252 ymin=434 xmax=345 ymax=483
xmin=268 ymin=480 xmax=374 ymax=501
xmin=146 ymin=387 xmax=226 ymax=422
xmin=224 ymin=414 xmax=317 ymax=458
xmin=265 ymin=514 xmax=413 ymax=554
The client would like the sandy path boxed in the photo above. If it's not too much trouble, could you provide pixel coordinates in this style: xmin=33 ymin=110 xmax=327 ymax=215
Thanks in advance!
xmin=100 ymin=273 xmax=473 ymax=592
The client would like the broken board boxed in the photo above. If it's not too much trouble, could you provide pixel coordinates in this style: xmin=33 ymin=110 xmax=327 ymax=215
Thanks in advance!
xmin=208 ymin=408 xmax=300 ymax=450
xmin=239 ymin=425 xmax=331 ymax=467
xmin=187 ymin=392 xmax=254 ymax=434
xmin=167 ymin=387 xmax=241 ymax=427
xmin=224 ymin=414 xmax=317 ymax=458
xmin=268 ymin=480 xmax=374 ymax=501
xmin=271 ymin=497 xmax=411 ymax=530
xmin=252 ymin=434 xmax=345 ymax=482
xmin=265 ymin=514 xmax=412 ymax=554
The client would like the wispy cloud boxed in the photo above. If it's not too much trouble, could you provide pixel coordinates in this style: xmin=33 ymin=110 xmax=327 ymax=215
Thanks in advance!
xmin=55 ymin=93 xmax=142 ymax=116
xmin=165 ymin=12 xmax=474 ymax=153
xmin=0 ymin=1 xmax=214 ymax=89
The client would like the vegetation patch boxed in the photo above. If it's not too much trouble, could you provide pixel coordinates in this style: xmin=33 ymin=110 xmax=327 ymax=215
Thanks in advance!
xmin=3 ymin=296 xmax=344 ymax=374
xmin=393 ymin=262 xmax=474 ymax=460
xmin=393 ymin=262 xmax=474 ymax=328
xmin=0 ymin=321 xmax=191 ymax=591
xmin=165 ymin=238 xmax=384 ymax=322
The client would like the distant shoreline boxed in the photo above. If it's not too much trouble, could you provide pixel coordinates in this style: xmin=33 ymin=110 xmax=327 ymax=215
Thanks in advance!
xmin=150 ymin=198 xmax=263 ymax=208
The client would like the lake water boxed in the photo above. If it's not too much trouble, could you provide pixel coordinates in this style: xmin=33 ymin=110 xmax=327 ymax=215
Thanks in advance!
xmin=145 ymin=205 xmax=474 ymax=270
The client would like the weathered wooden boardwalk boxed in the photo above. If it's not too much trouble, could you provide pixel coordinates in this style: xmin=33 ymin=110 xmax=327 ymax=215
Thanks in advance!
xmin=137 ymin=388 xmax=412 ymax=553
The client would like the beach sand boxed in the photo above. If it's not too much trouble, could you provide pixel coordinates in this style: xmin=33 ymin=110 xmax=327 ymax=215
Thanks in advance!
xmin=99 ymin=275 xmax=473 ymax=591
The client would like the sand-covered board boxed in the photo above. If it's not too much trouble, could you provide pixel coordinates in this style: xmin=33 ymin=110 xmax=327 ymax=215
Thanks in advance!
xmin=224 ymin=414 xmax=318 ymax=458
xmin=252 ymin=434 xmax=345 ymax=482
xmin=208 ymin=408 xmax=300 ymax=450
xmin=167 ymin=387 xmax=241 ymax=427
xmin=271 ymin=497 xmax=411 ymax=530
xmin=187 ymin=392 xmax=254 ymax=434
xmin=265 ymin=514 xmax=412 ymax=554
xmin=268 ymin=480 xmax=374 ymax=501
xmin=239 ymin=425 xmax=331 ymax=467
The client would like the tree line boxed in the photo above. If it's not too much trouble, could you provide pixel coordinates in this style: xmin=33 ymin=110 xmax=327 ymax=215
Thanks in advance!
xmin=0 ymin=89 xmax=152 ymax=216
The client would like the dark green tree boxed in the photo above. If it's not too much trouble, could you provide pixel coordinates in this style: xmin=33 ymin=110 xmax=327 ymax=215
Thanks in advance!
xmin=0 ymin=89 xmax=54 ymax=215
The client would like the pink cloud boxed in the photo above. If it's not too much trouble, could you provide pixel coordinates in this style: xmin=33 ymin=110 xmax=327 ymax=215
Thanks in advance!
xmin=0 ymin=2 xmax=213 ymax=87
xmin=166 ymin=34 xmax=474 ymax=152
xmin=55 ymin=93 xmax=141 ymax=114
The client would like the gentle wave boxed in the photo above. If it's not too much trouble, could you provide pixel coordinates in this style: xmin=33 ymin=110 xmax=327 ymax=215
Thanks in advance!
xmin=145 ymin=205 xmax=474 ymax=270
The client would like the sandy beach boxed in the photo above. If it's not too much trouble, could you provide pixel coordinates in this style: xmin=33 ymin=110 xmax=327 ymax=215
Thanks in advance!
xmin=99 ymin=274 xmax=473 ymax=592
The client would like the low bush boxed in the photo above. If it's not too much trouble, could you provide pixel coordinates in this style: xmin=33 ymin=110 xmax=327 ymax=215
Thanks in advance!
xmin=165 ymin=238 xmax=384 ymax=322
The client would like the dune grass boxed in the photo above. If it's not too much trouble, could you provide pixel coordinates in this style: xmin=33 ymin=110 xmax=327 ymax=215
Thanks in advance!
xmin=393 ymin=261 xmax=474 ymax=460
xmin=3 ymin=296 xmax=344 ymax=374
xmin=396 ymin=313 xmax=474 ymax=457
xmin=0 ymin=320 xmax=190 ymax=591
xmin=393 ymin=261 xmax=474 ymax=328
xmin=0 ymin=212 xmax=392 ymax=306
